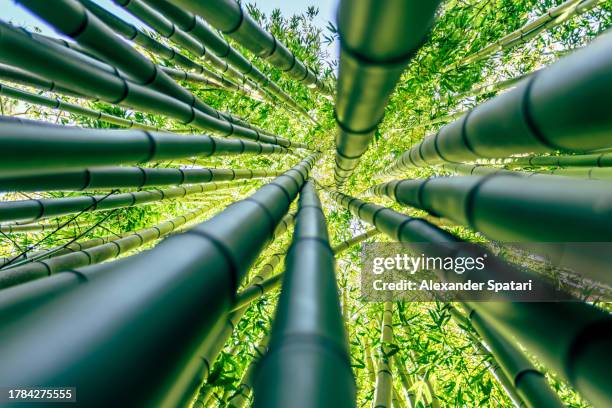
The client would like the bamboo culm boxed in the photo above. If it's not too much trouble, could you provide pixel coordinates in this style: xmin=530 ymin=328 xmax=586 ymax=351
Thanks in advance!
xmin=170 ymin=0 xmax=332 ymax=97
xmin=253 ymin=181 xmax=356 ymax=407
xmin=0 ymin=165 xmax=283 ymax=192
xmin=333 ymin=0 xmax=440 ymax=185
xmin=0 ymin=121 xmax=288 ymax=177
xmin=0 ymin=179 xmax=250 ymax=224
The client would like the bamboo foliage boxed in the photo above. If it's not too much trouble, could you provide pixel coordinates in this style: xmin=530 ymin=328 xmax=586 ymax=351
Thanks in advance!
xmin=445 ymin=0 xmax=603 ymax=71
xmin=381 ymin=32 xmax=612 ymax=176
xmin=323 ymin=187 xmax=612 ymax=407
xmin=253 ymin=181 xmax=356 ymax=407
xmin=225 ymin=335 xmax=269 ymax=408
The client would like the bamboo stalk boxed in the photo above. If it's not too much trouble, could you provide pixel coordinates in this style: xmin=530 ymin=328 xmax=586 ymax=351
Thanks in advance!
xmin=504 ymin=152 xmax=612 ymax=168
xmin=0 ymin=82 xmax=159 ymax=130
xmin=231 ymin=228 xmax=380 ymax=313
xmin=373 ymin=302 xmax=394 ymax=408
xmin=0 ymin=180 xmax=250 ymax=224
xmin=322 ymin=186 xmax=612 ymax=408
xmin=0 ymin=22 xmax=308 ymax=149
xmin=141 ymin=0 xmax=318 ymax=120
xmin=380 ymin=32 xmax=612 ymax=176
xmin=252 ymin=181 xmax=356 ymax=407
xmin=0 ymin=166 xmax=283 ymax=192
xmin=333 ymin=0 xmax=441 ymax=185
xmin=170 ymin=0 xmax=332 ymax=97
xmin=449 ymin=306 xmax=564 ymax=408
xmin=109 ymin=0 xmax=268 ymax=99
xmin=0 ymin=220 xmax=90 ymax=234
xmin=0 ymin=120 xmax=288 ymax=177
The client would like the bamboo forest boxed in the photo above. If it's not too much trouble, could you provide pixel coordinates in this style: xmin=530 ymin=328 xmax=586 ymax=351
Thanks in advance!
xmin=1 ymin=0 xmax=612 ymax=406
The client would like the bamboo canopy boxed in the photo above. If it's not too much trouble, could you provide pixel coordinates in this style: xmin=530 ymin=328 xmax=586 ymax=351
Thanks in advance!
xmin=381 ymin=32 xmax=612 ymax=176
xmin=333 ymin=0 xmax=440 ymax=185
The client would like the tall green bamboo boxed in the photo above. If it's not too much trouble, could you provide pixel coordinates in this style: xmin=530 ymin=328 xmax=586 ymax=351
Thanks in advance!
xmin=373 ymin=302 xmax=394 ymax=408
xmin=392 ymin=357 xmax=416 ymax=408
xmin=504 ymin=152 xmax=612 ymax=168
xmin=0 ymin=154 xmax=317 ymax=407
xmin=253 ymin=181 xmax=356 ymax=407
xmin=323 ymin=187 xmax=612 ymax=407
xmin=0 ymin=165 xmax=283 ymax=192
xmin=0 ymin=121 xmax=288 ymax=177
xmin=112 ymin=0 xmax=313 ymax=121
xmin=449 ymin=306 xmax=563 ymax=408
xmin=0 ymin=207 xmax=209 ymax=289
xmin=0 ymin=220 xmax=89 ymax=234
xmin=382 ymin=32 xmax=612 ymax=176
xmin=38 ymin=3 xmax=255 ymax=99
xmin=444 ymin=0 xmax=603 ymax=71
xmin=438 ymin=161 xmax=612 ymax=181
xmin=448 ymin=310 xmax=524 ymax=407
xmin=0 ymin=62 xmax=86 ymax=98
xmin=0 ymin=82 xmax=160 ymax=130
xmin=141 ymin=0 xmax=317 ymax=117
xmin=108 ymin=0 xmax=266 ymax=95
xmin=0 ymin=22 xmax=307 ymax=149
xmin=170 ymin=0 xmax=332 ymax=97
xmin=0 ymin=180 xmax=249 ymax=224
xmin=370 ymin=174 xmax=612 ymax=286
xmin=225 ymin=335 xmax=270 ymax=408
xmin=333 ymin=0 xmax=440 ymax=185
